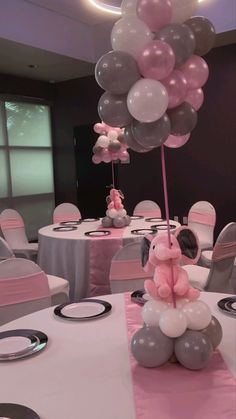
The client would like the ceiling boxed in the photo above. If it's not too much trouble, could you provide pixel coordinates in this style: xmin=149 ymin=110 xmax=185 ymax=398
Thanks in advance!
xmin=0 ymin=0 xmax=235 ymax=82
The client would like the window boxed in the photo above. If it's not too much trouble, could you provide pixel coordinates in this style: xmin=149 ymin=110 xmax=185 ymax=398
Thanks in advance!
xmin=0 ymin=100 xmax=55 ymax=240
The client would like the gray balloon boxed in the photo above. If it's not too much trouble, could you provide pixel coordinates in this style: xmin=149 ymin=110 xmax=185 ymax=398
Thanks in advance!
xmin=175 ymin=330 xmax=213 ymax=370
xmin=117 ymin=133 xmax=127 ymax=145
xmin=156 ymin=23 xmax=195 ymax=67
xmin=201 ymin=316 xmax=223 ymax=350
xmin=185 ymin=17 xmax=216 ymax=56
xmin=131 ymin=326 xmax=174 ymax=368
xmin=92 ymin=145 xmax=103 ymax=155
xmin=132 ymin=114 xmax=170 ymax=149
xmin=95 ymin=50 xmax=140 ymax=94
xmin=102 ymin=216 xmax=113 ymax=228
xmin=168 ymin=102 xmax=198 ymax=135
xmin=113 ymin=216 xmax=126 ymax=228
xmin=124 ymin=215 xmax=131 ymax=226
xmin=98 ymin=92 xmax=132 ymax=128
xmin=108 ymin=139 xmax=122 ymax=152
xmin=124 ymin=126 xmax=151 ymax=153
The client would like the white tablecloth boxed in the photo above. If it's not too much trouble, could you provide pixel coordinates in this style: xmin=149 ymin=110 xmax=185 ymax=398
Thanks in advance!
xmin=0 ymin=292 xmax=235 ymax=419
xmin=38 ymin=219 xmax=180 ymax=300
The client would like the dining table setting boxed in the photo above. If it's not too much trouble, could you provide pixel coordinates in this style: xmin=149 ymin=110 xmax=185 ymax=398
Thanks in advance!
xmin=38 ymin=216 xmax=181 ymax=300
xmin=0 ymin=290 xmax=235 ymax=419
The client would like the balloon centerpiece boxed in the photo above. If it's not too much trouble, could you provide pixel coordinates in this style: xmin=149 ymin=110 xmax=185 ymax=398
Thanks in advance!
xmin=92 ymin=0 xmax=220 ymax=369
xmin=102 ymin=187 xmax=131 ymax=228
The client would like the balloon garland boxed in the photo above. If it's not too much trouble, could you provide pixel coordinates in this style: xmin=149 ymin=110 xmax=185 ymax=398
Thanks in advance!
xmin=92 ymin=0 xmax=221 ymax=369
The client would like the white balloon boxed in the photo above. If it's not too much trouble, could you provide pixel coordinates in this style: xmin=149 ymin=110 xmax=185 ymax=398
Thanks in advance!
xmin=159 ymin=308 xmax=187 ymax=338
xmin=117 ymin=209 xmax=127 ymax=217
xmin=97 ymin=135 xmax=109 ymax=148
xmin=108 ymin=130 xmax=118 ymax=141
xmin=142 ymin=300 xmax=169 ymax=326
xmin=175 ymin=298 xmax=189 ymax=309
xmin=121 ymin=0 xmax=138 ymax=15
xmin=106 ymin=208 xmax=118 ymax=219
xmin=127 ymin=79 xmax=168 ymax=123
xmin=182 ymin=300 xmax=212 ymax=330
xmin=111 ymin=16 xmax=152 ymax=60
xmin=171 ymin=0 xmax=199 ymax=24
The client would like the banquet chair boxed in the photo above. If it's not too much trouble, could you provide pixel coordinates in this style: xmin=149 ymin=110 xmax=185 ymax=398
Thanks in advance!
xmin=183 ymin=222 xmax=236 ymax=294
xmin=187 ymin=201 xmax=216 ymax=250
xmin=109 ymin=242 xmax=152 ymax=293
xmin=0 ymin=237 xmax=15 ymax=261
xmin=133 ymin=200 xmax=162 ymax=218
xmin=0 ymin=209 xmax=38 ymax=260
xmin=0 ymin=258 xmax=70 ymax=324
xmin=53 ymin=203 xmax=81 ymax=224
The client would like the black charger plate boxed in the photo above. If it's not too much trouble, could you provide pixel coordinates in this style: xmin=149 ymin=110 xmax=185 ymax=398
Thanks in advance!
xmin=217 ymin=297 xmax=236 ymax=316
xmin=0 ymin=403 xmax=40 ymax=419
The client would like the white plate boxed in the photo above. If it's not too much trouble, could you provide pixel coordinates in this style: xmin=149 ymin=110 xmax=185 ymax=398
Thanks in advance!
xmin=54 ymin=299 xmax=112 ymax=321
xmin=0 ymin=336 xmax=32 ymax=355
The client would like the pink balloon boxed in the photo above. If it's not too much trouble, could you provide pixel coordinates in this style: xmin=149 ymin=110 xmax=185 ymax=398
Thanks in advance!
xmin=180 ymin=55 xmax=209 ymax=89
xmin=92 ymin=154 xmax=102 ymax=164
xmin=185 ymin=88 xmax=204 ymax=111
xmin=138 ymin=40 xmax=175 ymax=81
xmin=119 ymin=150 xmax=129 ymax=161
xmin=93 ymin=122 xmax=105 ymax=134
xmin=165 ymin=133 xmax=190 ymax=148
xmin=137 ymin=0 xmax=172 ymax=32
xmin=101 ymin=149 xmax=111 ymax=163
xmin=162 ymin=70 xmax=188 ymax=109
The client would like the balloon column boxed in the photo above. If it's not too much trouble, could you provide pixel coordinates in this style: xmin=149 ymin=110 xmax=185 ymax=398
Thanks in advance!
xmin=94 ymin=0 xmax=215 ymax=150
xmin=92 ymin=122 xmax=130 ymax=164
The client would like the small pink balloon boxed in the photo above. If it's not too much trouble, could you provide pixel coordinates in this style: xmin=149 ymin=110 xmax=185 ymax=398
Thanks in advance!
xmin=119 ymin=150 xmax=129 ymax=161
xmin=165 ymin=133 xmax=190 ymax=148
xmin=92 ymin=154 xmax=102 ymax=164
xmin=101 ymin=148 xmax=111 ymax=163
xmin=137 ymin=0 xmax=172 ymax=32
xmin=93 ymin=123 xmax=105 ymax=134
xmin=185 ymin=88 xmax=204 ymax=111
xmin=180 ymin=55 xmax=209 ymax=89
xmin=138 ymin=40 xmax=175 ymax=81
xmin=162 ymin=70 xmax=188 ymax=109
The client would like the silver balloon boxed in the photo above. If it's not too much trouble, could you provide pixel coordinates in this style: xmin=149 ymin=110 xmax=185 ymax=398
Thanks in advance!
xmin=124 ymin=215 xmax=131 ymax=226
xmin=124 ymin=126 xmax=151 ymax=153
xmin=92 ymin=145 xmax=103 ymax=154
xmin=108 ymin=139 xmax=122 ymax=152
xmin=131 ymin=326 xmax=174 ymax=367
xmin=101 ymin=216 xmax=113 ymax=228
xmin=132 ymin=114 xmax=170 ymax=148
xmin=175 ymin=330 xmax=213 ymax=370
xmin=168 ymin=102 xmax=198 ymax=135
xmin=98 ymin=92 xmax=132 ymax=128
xmin=113 ymin=216 xmax=126 ymax=228
xmin=95 ymin=50 xmax=140 ymax=94
xmin=201 ymin=316 xmax=223 ymax=350
xmin=156 ymin=23 xmax=195 ymax=67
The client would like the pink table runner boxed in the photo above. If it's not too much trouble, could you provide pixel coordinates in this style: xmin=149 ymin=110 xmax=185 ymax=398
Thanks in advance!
xmin=124 ymin=294 xmax=236 ymax=419
xmin=89 ymin=227 xmax=125 ymax=296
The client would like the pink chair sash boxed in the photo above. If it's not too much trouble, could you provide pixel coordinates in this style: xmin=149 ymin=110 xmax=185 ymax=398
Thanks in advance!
xmin=213 ymin=242 xmax=236 ymax=261
xmin=0 ymin=271 xmax=50 ymax=306
xmin=133 ymin=210 xmax=162 ymax=218
xmin=89 ymin=226 xmax=125 ymax=296
xmin=53 ymin=214 xmax=81 ymax=224
xmin=110 ymin=259 xmax=151 ymax=281
xmin=188 ymin=211 xmax=215 ymax=226
xmin=1 ymin=218 xmax=24 ymax=230
xmin=124 ymin=293 xmax=236 ymax=419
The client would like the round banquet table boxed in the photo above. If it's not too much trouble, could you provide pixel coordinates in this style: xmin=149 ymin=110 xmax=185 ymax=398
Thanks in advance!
xmin=0 ymin=292 xmax=235 ymax=419
xmin=38 ymin=218 xmax=180 ymax=300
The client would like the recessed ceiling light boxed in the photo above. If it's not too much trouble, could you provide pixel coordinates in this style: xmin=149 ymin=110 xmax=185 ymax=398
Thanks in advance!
xmin=28 ymin=64 xmax=39 ymax=69
xmin=88 ymin=0 xmax=121 ymax=15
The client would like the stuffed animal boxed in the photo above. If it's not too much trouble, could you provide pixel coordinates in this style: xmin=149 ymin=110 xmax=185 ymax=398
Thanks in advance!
xmin=143 ymin=233 xmax=200 ymax=302
xmin=107 ymin=188 xmax=124 ymax=210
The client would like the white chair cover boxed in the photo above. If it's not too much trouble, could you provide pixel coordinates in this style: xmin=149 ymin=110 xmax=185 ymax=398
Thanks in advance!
xmin=0 ymin=258 xmax=51 ymax=325
xmin=109 ymin=242 xmax=152 ymax=293
xmin=53 ymin=203 xmax=81 ymax=224
xmin=0 ymin=209 xmax=38 ymax=259
xmin=133 ymin=200 xmax=162 ymax=218
xmin=183 ymin=222 xmax=236 ymax=294
xmin=187 ymin=201 xmax=216 ymax=250
xmin=0 ymin=237 xmax=15 ymax=261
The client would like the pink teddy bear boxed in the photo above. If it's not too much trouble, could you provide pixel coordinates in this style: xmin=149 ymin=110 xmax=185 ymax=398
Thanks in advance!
xmin=107 ymin=188 xmax=124 ymax=210
xmin=144 ymin=233 xmax=200 ymax=303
